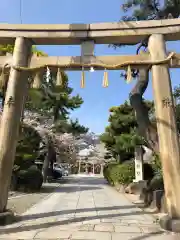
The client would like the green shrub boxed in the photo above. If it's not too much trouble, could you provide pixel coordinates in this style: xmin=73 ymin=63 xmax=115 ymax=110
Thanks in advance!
xmin=151 ymin=154 xmax=162 ymax=176
xmin=14 ymin=153 xmax=35 ymax=170
xmin=104 ymin=162 xmax=155 ymax=186
xmin=17 ymin=166 xmax=43 ymax=191
xmin=149 ymin=174 xmax=164 ymax=191
xmin=103 ymin=162 xmax=135 ymax=185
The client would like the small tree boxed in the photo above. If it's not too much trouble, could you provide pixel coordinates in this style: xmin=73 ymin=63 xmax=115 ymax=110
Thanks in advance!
xmin=100 ymin=101 xmax=148 ymax=162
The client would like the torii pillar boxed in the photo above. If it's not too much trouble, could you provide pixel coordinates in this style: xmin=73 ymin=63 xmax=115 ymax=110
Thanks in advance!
xmin=0 ymin=37 xmax=32 ymax=213
xmin=148 ymin=34 xmax=180 ymax=222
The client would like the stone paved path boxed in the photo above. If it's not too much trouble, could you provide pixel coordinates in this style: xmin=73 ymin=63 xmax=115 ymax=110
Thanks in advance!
xmin=0 ymin=175 xmax=179 ymax=239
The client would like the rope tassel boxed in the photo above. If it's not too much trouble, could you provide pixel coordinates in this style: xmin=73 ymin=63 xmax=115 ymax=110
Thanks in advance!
xmin=46 ymin=66 xmax=51 ymax=83
xmin=80 ymin=68 xmax=85 ymax=88
xmin=102 ymin=69 xmax=109 ymax=88
xmin=56 ymin=68 xmax=63 ymax=86
xmin=126 ymin=65 xmax=132 ymax=83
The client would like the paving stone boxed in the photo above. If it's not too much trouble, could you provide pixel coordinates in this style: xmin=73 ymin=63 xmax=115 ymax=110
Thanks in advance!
xmin=111 ymin=232 xmax=143 ymax=240
xmin=34 ymin=228 xmax=72 ymax=239
xmin=120 ymin=219 xmax=140 ymax=225
xmin=83 ymin=219 xmax=101 ymax=224
xmin=101 ymin=218 xmax=122 ymax=223
xmin=71 ymin=231 xmax=111 ymax=240
xmin=58 ymin=222 xmax=82 ymax=230
xmin=78 ymin=224 xmax=94 ymax=231
xmin=141 ymin=226 xmax=162 ymax=233
xmin=94 ymin=223 xmax=114 ymax=232
xmin=114 ymin=225 xmax=142 ymax=233
xmin=0 ymin=230 xmax=38 ymax=239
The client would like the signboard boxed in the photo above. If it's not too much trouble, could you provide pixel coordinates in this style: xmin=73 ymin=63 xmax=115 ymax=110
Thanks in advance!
xmin=134 ymin=146 xmax=144 ymax=182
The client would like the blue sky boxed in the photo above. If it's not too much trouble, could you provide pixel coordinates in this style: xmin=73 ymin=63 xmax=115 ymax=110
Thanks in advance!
xmin=1 ymin=0 xmax=180 ymax=134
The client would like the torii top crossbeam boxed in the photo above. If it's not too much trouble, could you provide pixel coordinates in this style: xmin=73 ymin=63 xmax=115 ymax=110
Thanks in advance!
xmin=0 ymin=18 xmax=180 ymax=45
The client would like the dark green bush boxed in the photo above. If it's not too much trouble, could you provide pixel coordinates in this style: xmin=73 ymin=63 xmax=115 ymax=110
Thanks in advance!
xmin=14 ymin=153 xmax=35 ymax=170
xmin=104 ymin=162 xmax=155 ymax=186
xmin=149 ymin=174 xmax=164 ymax=191
xmin=103 ymin=162 xmax=135 ymax=185
xmin=17 ymin=166 xmax=43 ymax=191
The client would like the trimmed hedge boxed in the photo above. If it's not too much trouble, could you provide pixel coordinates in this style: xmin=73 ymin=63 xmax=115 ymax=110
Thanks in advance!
xmin=103 ymin=162 xmax=135 ymax=185
xmin=103 ymin=161 xmax=155 ymax=186
xmin=16 ymin=165 xmax=43 ymax=192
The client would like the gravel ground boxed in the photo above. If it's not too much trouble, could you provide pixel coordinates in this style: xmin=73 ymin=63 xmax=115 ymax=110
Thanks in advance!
xmin=7 ymin=178 xmax=69 ymax=215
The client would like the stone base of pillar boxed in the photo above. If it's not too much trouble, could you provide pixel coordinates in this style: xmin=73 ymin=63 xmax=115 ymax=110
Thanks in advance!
xmin=133 ymin=180 xmax=147 ymax=187
xmin=160 ymin=215 xmax=180 ymax=233
xmin=0 ymin=210 xmax=15 ymax=225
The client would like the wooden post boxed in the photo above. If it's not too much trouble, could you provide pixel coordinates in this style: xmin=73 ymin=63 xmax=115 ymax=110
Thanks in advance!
xmin=148 ymin=34 xmax=180 ymax=218
xmin=0 ymin=37 xmax=32 ymax=212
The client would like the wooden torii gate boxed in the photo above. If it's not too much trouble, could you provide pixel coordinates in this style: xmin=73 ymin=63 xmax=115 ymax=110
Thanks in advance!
xmin=0 ymin=19 xmax=180 ymax=221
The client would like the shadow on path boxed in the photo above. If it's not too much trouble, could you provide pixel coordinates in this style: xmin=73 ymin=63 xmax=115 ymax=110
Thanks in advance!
xmin=70 ymin=177 xmax=106 ymax=186
xmin=17 ymin=205 xmax=138 ymax=221
xmin=0 ymin=205 xmax=158 ymax=235
xmin=131 ymin=231 xmax=167 ymax=240
xmin=38 ymin=185 xmax=102 ymax=193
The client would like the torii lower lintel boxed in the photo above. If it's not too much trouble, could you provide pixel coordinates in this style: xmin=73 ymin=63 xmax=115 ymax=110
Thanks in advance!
xmin=0 ymin=52 xmax=179 ymax=71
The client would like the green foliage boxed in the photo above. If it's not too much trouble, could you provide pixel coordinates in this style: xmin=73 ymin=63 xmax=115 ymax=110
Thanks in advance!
xmin=0 ymin=44 xmax=46 ymax=56
xmin=100 ymin=101 xmax=144 ymax=162
xmin=15 ymin=124 xmax=41 ymax=169
xmin=173 ymin=84 xmax=180 ymax=133
xmin=149 ymin=174 xmax=164 ymax=191
xmin=121 ymin=0 xmax=180 ymax=21
xmin=12 ymin=124 xmax=42 ymax=192
xmin=17 ymin=166 xmax=43 ymax=191
xmin=26 ymin=71 xmax=83 ymax=123
xmin=53 ymin=118 xmax=88 ymax=135
xmin=103 ymin=161 xmax=155 ymax=186
xmin=0 ymin=44 xmax=85 ymax=133
xmin=151 ymin=154 xmax=162 ymax=176
xmin=0 ymin=44 xmax=14 ymax=54
xmin=112 ymin=1 xmax=180 ymax=50
xmin=68 ymin=119 xmax=89 ymax=135
xmin=103 ymin=162 xmax=135 ymax=185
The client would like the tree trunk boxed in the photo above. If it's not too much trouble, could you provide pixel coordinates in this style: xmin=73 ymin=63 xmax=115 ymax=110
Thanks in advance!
xmin=0 ymin=37 xmax=31 ymax=213
xmin=129 ymin=68 xmax=159 ymax=152
xmin=42 ymin=152 xmax=49 ymax=183
xmin=42 ymin=141 xmax=56 ymax=182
